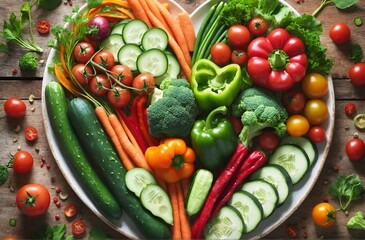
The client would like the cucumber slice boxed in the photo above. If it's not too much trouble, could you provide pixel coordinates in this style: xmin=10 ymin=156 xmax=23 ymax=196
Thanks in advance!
xmin=249 ymin=164 xmax=292 ymax=205
xmin=203 ymin=206 xmax=244 ymax=240
xmin=117 ymin=44 xmax=143 ymax=71
xmin=140 ymin=184 xmax=173 ymax=225
xmin=100 ymin=34 xmax=125 ymax=61
xmin=137 ymin=49 xmax=168 ymax=77
xmin=241 ymin=179 xmax=279 ymax=219
xmin=185 ymin=169 xmax=213 ymax=216
xmin=269 ymin=144 xmax=310 ymax=185
xmin=280 ymin=136 xmax=318 ymax=166
xmin=122 ymin=19 xmax=149 ymax=45
xmin=141 ymin=27 xmax=168 ymax=51
xmin=155 ymin=52 xmax=181 ymax=85
xmin=228 ymin=190 xmax=263 ymax=233
xmin=125 ymin=167 xmax=156 ymax=197
xmin=111 ymin=23 xmax=126 ymax=35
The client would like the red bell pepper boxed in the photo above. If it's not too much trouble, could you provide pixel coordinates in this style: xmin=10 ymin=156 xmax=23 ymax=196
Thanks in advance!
xmin=247 ymin=28 xmax=308 ymax=92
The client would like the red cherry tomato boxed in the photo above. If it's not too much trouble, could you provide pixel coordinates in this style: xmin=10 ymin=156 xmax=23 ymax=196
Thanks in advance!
xmin=71 ymin=63 xmax=93 ymax=85
xmin=227 ymin=25 xmax=251 ymax=49
xmin=346 ymin=137 xmax=365 ymax=161
xmin=308 ymin=126 xmax=326 ymax=143
xmin=64 ymin=204 xmax=78 ymax=218
xmin=36 ymin=20 xmax=50 ymax=35
xmin=210 ymin=42 xmax=231 ymax=66
xmin=106 ymin=86 xmax=132 ymax=109
xmin=72 ymin=42 xmax=95 ymax=63
xmin=329 ymin=22 xmax=351 ymax=45
xmin=132 ymin=73 xmax=156 ymax=95
xmin=12 ymin=150 xmax=34 ymax=174
xmin=92 ymin=50 xmax=115 ymax=71
xmin=16 ymin=184 xmax=50 ymax=217
xmin=24 ymin=126 xmax=38 ymax=142
xmin=88 ymin=74 xmax=111 ymax=97
xmin=349 ymin=63 xmax=365 ymax=87
xmin=257 ymin=129 xmax=280 ymax=151
xmin=248 ymin=17 xmax=268 ymax=37
xmin=282 ymin=90 xmax=307 ymax=115
xmin=231 ymin=49 xmax=248 ymax=66
xmin=111 ymin=65 xmax=133 ymax=86
xmin=4 ymin=97 xmax=26 ymax=119
xmin=72 ymin=219 xmax=86 ymax=237
xmin=344 ymin=103 xmax=356 ymax=117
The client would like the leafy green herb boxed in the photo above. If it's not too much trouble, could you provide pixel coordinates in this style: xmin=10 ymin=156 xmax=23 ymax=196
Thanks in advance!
xmin=0 ymin=157 xmax=13 ymax=186
xmin=220 ymin=0 xmax=256 ymax=26
xmin=329 ymin=174 xmax=364 ymax=211
xmin=312 ymin=0 xmax=359 ymax=17
xmin=347 ymin=211 xmax=365 ymax=230
xmin=87 ymin=0 xmax=103 ymax=10
xmin=34 ymin=224 xmax=70 ymax=240
xmin=349 ymin=43 xmax=364 ymax=63
xmin=0 ymin=1 xmax=43 ymax=53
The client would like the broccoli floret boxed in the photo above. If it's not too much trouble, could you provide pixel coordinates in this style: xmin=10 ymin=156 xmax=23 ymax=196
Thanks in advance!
xmin=147 ymin=78 xmax=198 ymax=138
xmin=231 ymin=86 xmax=288 ymax=148
xmin=19 ymin=52 xmax=38 ymax=71
xmin=347 ymin=211 xmax=365 ymax=230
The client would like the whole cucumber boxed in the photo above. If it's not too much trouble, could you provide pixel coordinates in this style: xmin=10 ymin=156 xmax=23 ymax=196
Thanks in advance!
xmin=44 ymin=81 xmax=122 ymax=220
xmin=67 ymin=98 xmax=171 ymax=239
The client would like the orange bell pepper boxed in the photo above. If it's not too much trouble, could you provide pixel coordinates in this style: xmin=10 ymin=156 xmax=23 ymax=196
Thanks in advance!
xmin=145 ymin=138 xmax=195 ymax=183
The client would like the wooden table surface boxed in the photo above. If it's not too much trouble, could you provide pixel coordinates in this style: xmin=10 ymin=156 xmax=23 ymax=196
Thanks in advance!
xmin=1 ymin=0 xmax=365 ymax=239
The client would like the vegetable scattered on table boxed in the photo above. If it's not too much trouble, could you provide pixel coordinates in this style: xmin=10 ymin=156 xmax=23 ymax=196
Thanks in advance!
xmin=19 ymin=52 xmax=38 ymax=71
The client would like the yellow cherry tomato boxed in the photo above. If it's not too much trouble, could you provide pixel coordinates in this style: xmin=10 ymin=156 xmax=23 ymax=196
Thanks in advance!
xmin=312 ymin=202 xmax=337 ymax=228
xmin=304 ymin=99 xmax=329 ymax=125
xmin=286 ymin=115 xmax=310 ymax=137
xmin=302 ymin=73 xmax=329 ymax=98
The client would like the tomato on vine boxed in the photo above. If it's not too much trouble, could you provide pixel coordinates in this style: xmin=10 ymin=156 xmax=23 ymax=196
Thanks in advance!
xmin=88 ymin=74 xmax=111 ymax=97
xmin=92 ymin=50 xmax=115 ymax=71
xmin=111 ymin=64 xmax=133 ymax=86
xmin=16 ymin=184 xmax=50 ymax=217
xmin=71 ymin=63 xmax=93 ymax=86
xmin=132 ymin=73 xmax=156 ymax=95
xmin=312 ymin=202 xmax=337 ymax=228
xmin=107 ymin=86 xmax=131 ymax=109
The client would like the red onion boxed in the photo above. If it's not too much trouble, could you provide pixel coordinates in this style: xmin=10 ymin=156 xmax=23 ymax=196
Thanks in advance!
xmin=87 ymin=16 xmax=110 ymax=42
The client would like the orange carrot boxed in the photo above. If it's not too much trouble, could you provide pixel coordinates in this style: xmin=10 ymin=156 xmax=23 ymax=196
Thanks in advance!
xmin=152 ymin=0 xmax=191 ymax=66
xmin=177 ymin=181 xmax=191 ymax=239
xmin=181 ymin=178 xmax=190 ymax=199
xmin=138 ymin=0 xmax=191 ymax=80
xmin=95 ymin=106 xmax=135 ymax=170
xmin=54 ymin=64 xmax=79 ymax=96
xmin=127 ymin=0 xmax=152 ymax=27
xmin=168 ymin=183 xmax=182 ymax=239
xmin=109 ymin=113 xmax=153 ymax=172
xmin=177 ymin=11 xmax=196 ymax=52
xmin=145 ymin=0 xmax=174 ymax=36
xmin=59 ymin=44 xmax=69 ymax=78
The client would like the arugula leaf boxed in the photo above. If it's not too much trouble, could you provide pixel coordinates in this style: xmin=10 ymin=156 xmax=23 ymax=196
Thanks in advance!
xmin=52 ymin=224 xmax=67 ymax=240
xmin=0 ymin=164 xmax=9 ymax=186
xmin=349 ymin=43 xmax=364 ymax=63
xmin=330 ymin=175 xmax=364 ymax=210
xmin=312 ymin=0 xmax=359 ymax=17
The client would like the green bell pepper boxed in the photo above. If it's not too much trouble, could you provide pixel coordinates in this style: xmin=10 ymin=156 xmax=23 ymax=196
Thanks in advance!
xmin=190 ymin=59 xmax=243 ymax=112
xmin=190 ymin=106 xmax=238 ymax=171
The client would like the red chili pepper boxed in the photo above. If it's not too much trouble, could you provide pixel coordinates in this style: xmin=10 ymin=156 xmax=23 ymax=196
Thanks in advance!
xmin=136 ymin=96 xmax=159 ymax=146
xmin=191 ymin=143 xmax=248 ymax=239
xmin=212 ymin=150 xmax=267 ymax=216
xmin=117 ymin=97 xmax=149 ymax=152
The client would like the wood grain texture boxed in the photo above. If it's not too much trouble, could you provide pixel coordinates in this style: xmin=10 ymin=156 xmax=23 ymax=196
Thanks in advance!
xmin=1 ymin=0 xmax=365 ymax=239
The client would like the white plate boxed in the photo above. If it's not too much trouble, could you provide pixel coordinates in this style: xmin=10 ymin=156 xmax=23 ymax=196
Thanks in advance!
xmin=191 ymin=1 xmax=335 ymax=239
xmin=42 ymin=0 xmax=335 ymax=239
